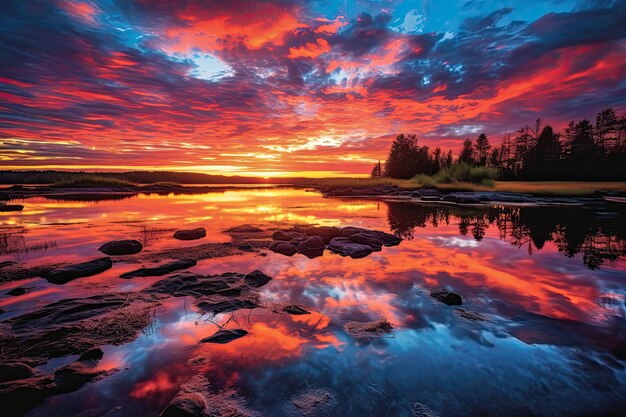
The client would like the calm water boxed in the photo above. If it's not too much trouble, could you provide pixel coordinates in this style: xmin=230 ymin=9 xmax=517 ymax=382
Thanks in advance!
xmin=1 ymin=188 xmax=625 ymax=416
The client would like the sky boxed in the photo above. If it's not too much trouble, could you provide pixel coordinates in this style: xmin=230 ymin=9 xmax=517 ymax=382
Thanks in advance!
xmin=1 ymin=0 xmax=625 ymax=177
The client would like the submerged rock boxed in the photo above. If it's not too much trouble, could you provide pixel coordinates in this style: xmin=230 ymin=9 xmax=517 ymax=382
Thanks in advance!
xmin=430 ymin=288 xmax=463 ymax=306
xmin=160 ymin=375 xmax=258 ymax=417
xmin=196 ymin=298 xmax=258 ymax=315
xmin=282 ymin=305 xmax=311 ymax=315
xmin=98 ymin=239 xmax=143 ymax=255
xmin=174 ymin=227 xmax=207 ymax=240
xmin=6 ymin=287 xmax=27 ymax=296
xmin=243 ymin=270 xmax=272 ymax=288
xmin=224 ymin=225 xmax=264 ymax=233
xmin=147 ymin=272 xmax=242 ymax=298
xmin=284 ymin=388 xmax=338 ymax=417
xmin=0 ymin=293 xmax=157 ymax=364
xmin=41 ymin=257 xmax=112 ymax=284
xmin=120 ymin=259 xmax=197 ymax=279
xmin=328 ymin=237 xmax=373 ymax=259
xmin=200 ymin=329 xmax=248 ymax=344
xmin=344 ymin=318 xmax=393 ymax=338
xmin=269 ymin=241 xmax=297 ymax=256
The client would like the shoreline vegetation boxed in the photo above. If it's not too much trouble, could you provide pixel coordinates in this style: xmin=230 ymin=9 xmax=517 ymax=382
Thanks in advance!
xmin=0 ymin=170 xmax=625 ymax=197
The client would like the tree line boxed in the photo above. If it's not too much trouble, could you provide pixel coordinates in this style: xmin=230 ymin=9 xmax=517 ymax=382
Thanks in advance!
xmin=374 ymin=108 xmax=626 ymax=180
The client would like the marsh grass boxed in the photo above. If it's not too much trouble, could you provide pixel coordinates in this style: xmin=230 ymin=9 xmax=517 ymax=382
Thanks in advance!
xmin=50 ymin=174 xmax=135 ymax=188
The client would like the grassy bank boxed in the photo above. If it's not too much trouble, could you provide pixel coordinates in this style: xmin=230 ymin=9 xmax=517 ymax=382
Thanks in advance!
xmin=50 ymin=174 xmax=135 ymax=188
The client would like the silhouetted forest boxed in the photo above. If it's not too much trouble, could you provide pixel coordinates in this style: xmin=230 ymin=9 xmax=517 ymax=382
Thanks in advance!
xmin=386 ymin=201 xmax=626 ymax=270
xmin=375 ymin=108 xmax=626 ymax=180
xmin=0 ymin=171 xmax=300 ymax=185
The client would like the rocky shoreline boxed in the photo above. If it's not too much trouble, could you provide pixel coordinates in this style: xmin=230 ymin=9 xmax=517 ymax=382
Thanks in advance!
xmin=317 ymin=185 xmax=626 ymax=209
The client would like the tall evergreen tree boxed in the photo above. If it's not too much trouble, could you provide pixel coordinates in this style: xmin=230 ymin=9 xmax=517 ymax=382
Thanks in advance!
xmin=458 ymin=138 xmax=475 ymax=165
xmin=475 ymin=133 xmax=491 ymax=166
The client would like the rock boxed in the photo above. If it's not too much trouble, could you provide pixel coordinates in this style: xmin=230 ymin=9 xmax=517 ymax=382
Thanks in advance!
xmin=0 ymin=192 xmax=10 ymax=201
xmin=272 ymin=230 xmax=306 ymax=241
xmin=98 ymin=239 xmax=143 ymax=255
xmin=196 ymin=299 xmax=258 ymax=315
xmin=454 ymin=308 xmax=486 ymax=321
xmin=238 ymin=244 xmax=254 ymax=251
xmin=430 ymin=288 xmax=463 ymax=306
xmin=160 ymin=375 xmax=257 ymax=417
xmin=348 ymin=232 xmax=383 ymax=250
xmin=0 ymin=204 xmax=23 ymax=212
xmin=224 ymin=225 xmax=263 ymax=233
xmin=305 ymin=226 xmax=342 ymax=244
xmin=411 ymin=402 xmax=440 ymax=417
xmin=6 ymin=287 xmax=27 ymax=296
xmin=173 ymin=227 xmax=206 ymax=240
xmin=344 ymin=318 xmax=393 ymax=338
xmin=199 ymin=329 xmax=248 ymax=344
xmin=340 ymin=227 xmax=401 ymax=246
xmin=282 ymin=305 xmax=310 ymax=315
xmin=269 ymin=241 xmax=297 ymax=256
xmin=120 ymin=259 xmax=197 ymax=279
xmin=78 ymin=348 xmax=104 ymax=362
xmin=41 ymin=257 xmax=113 ymax=284
xmin=0 ymin=363 xmax=35 ymax=383
xmin=147 ymin=272 xmax=240 ymax=298
xmin=1 ymin=293 xmax=156 ymax=365
xmin=243 ymin=270 xmax=272 ymax=288
xmin=296 ymin=236 xmax=325 ymax=258
xmin=284 ymin=388 xmax=337 ymax=417
xmin=0 ymin=261 xmax=17 ymax=269
xmin=328 ymin=237 xmax=373 ymax=259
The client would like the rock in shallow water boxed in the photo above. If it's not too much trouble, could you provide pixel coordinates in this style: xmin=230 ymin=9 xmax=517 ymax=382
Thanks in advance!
xmin=6 ymin=287 xmax=27 ymax=296
xmin=200 ymin=329 xmax=248 ymax=344
xmin=269 ymin=241 xmax=297 ymax=256
xmin=98 ymin=239 xmax=143 ymax=255
xmin=41 ymin=257 xmax=112 ymax=284
xmin=173 ymin=227 xmax=206 ymax=240
xmin=430 ymin=288 xmax=463 ymax=306
xmin=296 ymin=236 xmax=325 ymax=258
xmin=282 ymin=305 xmax=311 ymax=315
xmin=120 ymin=259 xmax=197 ymax=279
xmin=328 ymin=237 xmax=373 ymax=258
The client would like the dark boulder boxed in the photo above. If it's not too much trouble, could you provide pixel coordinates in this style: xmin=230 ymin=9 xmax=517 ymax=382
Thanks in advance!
xmin=328 ymin=237 xmax=373 ymax=259
xmin=349 ymin=232 xmax=383 ymax=250
xmin=0 ymin=363 xmax=35 ymax=383
xmin=243 ymin=270 xmax=272 ymax=288
xmin=269 ymin=241 xmax=297 ymax=256
xmin=238 ymin=244 xmax=253 ymax=251
xmin=41 ymin=257 xmax=112 ymax=284
xmin=272 ymin=230 xmax=306 ymax=241
xmin=173 ymin=227 xmax=206 ymax=240
xmin=305 ymin=226 xmax=342 ymax=244
xmin=6 ymin=287 xmax=27 ymax=296
xmin=98 ymin=239 xmax=143 ymax=255
xmin=120 ymin=259 xmax=196 ymax=279
xmin=224 ymin=225 xmax=263 ymax=233
xmin=296 ymin=236 xmax=325 ymax=258
xmin=199 ymin=329 xmax=248 ymax=344
xmin=283 ymin=305 xmax=311 ymax=315
xmin=430 ymin=289 xmax=463 ymax=306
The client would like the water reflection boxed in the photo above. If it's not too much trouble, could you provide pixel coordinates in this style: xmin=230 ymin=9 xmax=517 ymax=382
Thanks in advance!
xmin=387 ymin=202 xmax=626 ymax=269
xmin=0 ymin=189 xmax=624 ymax=416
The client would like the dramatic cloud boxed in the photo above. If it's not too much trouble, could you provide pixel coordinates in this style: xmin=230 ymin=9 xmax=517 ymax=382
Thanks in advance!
xmin=1 ymin=0 xmax=625 ymax=176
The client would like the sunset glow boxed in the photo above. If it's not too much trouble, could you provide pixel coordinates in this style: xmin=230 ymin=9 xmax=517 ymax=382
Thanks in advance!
xmin=1 ymin=1 xmax=624 ymax=176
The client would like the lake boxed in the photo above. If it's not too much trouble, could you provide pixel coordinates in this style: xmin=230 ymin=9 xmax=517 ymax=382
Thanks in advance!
xmin=1 ymin=188 xmax=625 ymax=416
